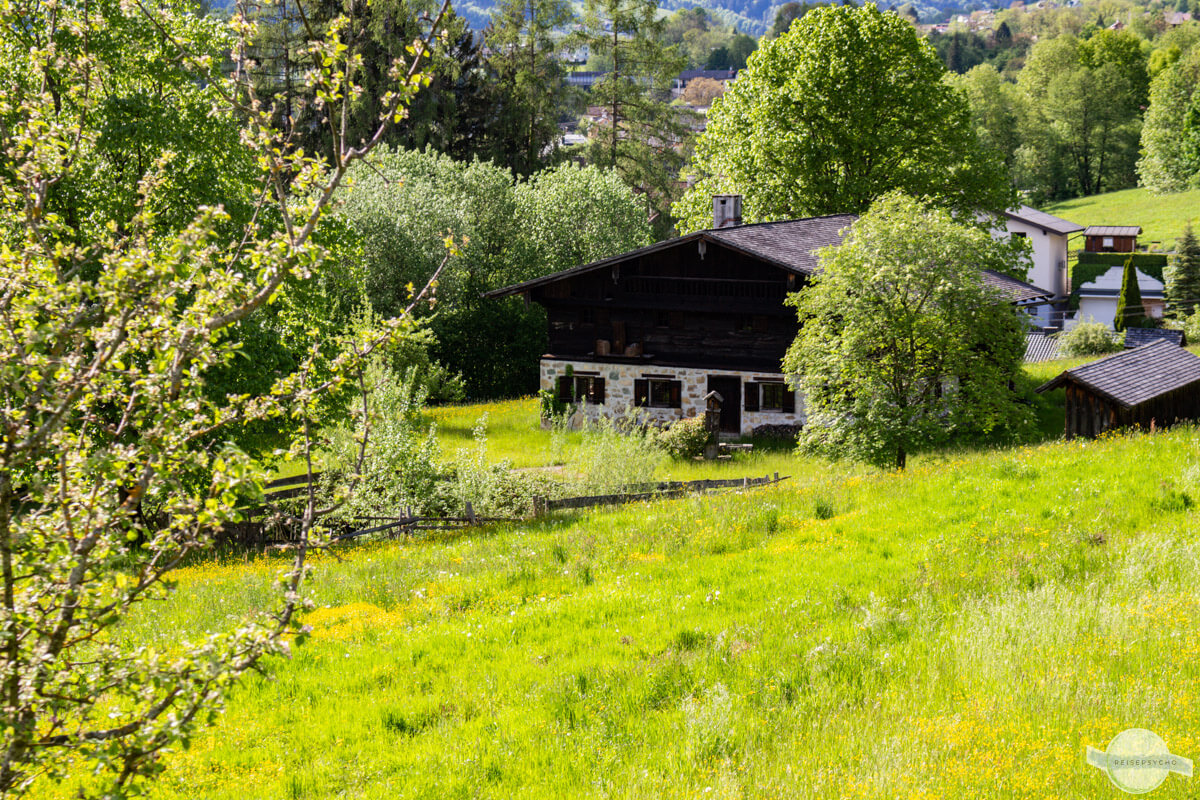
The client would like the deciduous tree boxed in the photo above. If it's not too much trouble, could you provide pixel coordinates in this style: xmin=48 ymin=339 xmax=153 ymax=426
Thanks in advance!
xmin=0 ymin=0 xmax=447 ymax=792
xmin=676 ymin=4 xmax=1012 ymax=232
xmin=783 ymin=193 xmax=1031 ymax=470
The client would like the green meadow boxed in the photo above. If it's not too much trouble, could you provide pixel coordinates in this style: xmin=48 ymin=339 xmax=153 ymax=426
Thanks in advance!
xmin=44 ymin=355 xmax=1200 ymax=799
xmin=1047 ymin=186 xmax=1200 ymax=249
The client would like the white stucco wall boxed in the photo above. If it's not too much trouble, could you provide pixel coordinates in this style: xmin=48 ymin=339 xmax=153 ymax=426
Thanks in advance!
xmin=998 ymin=218 xmax=1071 ymax=328
xmin=540 ymin=359 xmax=805 ymax=435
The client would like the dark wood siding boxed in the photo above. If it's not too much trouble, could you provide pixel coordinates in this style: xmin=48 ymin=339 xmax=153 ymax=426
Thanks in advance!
xmin=532 ymin=239 xmax=801 ymax=371
xmin=1062 ymin=379 xmax=1200 ymax=438
xmin=1083 ymin=235 xmax=1137 ymax=253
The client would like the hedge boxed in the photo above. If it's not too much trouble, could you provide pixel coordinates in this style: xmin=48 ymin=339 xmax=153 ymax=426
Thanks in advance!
xmin=1068 ymin=252 xmax=1168 ymax=309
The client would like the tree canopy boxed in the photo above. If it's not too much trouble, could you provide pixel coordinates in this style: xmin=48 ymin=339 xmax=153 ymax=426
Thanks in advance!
xmin=783 ymin=193 xmax=1032 ymax=469
xmin=676 ymin=4 xmax=1012 ymax=232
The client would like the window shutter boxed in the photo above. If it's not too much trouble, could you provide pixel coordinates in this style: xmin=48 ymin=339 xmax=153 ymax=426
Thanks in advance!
xmin=591 ymin=378 xmax=606 ymax=404
xmin=556 ymin=376 xmax=573 ymax=403
xmin=669 ymin=381 xmax=682 ymax=409
xmin=744 ymin=382 xmax=759 ymax=412
xmin=782 ymin=386 xmax=796 ymax=413
xmin=634 ymin=379 xmax=648 ymax=407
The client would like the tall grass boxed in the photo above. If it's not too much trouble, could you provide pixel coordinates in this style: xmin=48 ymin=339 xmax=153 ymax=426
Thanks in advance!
xmin=49 ymin=426 xmax=1200 ymax=799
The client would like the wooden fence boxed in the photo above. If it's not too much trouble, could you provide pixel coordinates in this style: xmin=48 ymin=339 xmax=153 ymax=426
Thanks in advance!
xmin=223 ymin=472 xmax=788 ymax=547
xmin=533 ymin=472 xmax=788 ymax=514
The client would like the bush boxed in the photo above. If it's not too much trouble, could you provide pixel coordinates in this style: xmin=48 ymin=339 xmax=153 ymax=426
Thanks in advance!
xmin=652 ymin=416 xmax=711 ymax=459
xmin=1057 ymin=321 xmax=1122 ymax=357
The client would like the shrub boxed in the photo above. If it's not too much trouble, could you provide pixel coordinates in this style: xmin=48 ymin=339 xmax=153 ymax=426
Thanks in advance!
xmin=652 ymin=416 xmax=711 ymax=459
xmin=1057 ymin=321 xmax=1122 ymax=357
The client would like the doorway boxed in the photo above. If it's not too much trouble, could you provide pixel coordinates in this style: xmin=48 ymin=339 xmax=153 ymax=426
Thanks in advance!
xmin=706 ymin=375 xmax=742 ymax=434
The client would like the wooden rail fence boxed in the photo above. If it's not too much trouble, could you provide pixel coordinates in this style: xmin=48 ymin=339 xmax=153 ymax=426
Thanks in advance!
xmin=226 ymin=472 xmax=789 ymax=546
xmin=532 ymin=472 xmax=788 ymax=514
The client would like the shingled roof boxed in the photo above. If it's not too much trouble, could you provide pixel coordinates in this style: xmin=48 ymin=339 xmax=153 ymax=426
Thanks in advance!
xmin=1125 ymin=327 xmax=1185 ymax=349
xmin=486 ymin=214 xmax=1058 ymax=303
xmin=1004 ymin=205 xmax=1083 ymax=235
xmin=1035 ymin=340 xmax=1200 ymax=408
xmin=705 ymin=215 xmax=855 ymax=275
xmin=1084 ymin=225 xmax=1142 ymax=237
xmin=483 ymin=215 xmax=856 ymax=299
xmin=982 ymin=270 xmax=1054 ymax=303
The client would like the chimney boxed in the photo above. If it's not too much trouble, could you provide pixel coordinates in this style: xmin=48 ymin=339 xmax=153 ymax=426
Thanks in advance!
xmin=713 ymin=195 xmax=742 ymax=229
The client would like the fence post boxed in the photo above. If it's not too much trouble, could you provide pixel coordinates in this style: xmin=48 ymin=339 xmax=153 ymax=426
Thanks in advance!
xmin=465 ymin=501 xmax=476 ymax=524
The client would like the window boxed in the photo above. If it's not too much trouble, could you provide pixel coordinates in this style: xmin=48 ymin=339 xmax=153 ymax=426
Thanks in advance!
xmin=634 ymin=378 xmax=682 ymax=408
xmin=744 ymin=381 xmax=795 ymax=413
xmin=1103 ymin=236 xmax=1114 ymax=249
xmin=1011 ymin=231 xmax=1027 ymax=240
xmin=556 ymin=374 xmax=605 ymax=405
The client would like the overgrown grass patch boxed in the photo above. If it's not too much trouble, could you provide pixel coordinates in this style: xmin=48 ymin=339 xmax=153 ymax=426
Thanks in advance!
xmin=48 ymin=426 xmax=1200 ymax=798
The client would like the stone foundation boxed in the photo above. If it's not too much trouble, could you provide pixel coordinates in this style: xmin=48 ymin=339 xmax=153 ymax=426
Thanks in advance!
xmin=540 ymin=358 xmax=805 ymax=436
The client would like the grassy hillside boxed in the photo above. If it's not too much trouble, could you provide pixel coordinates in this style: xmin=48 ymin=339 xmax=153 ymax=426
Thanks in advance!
xmin=53 ymin=422 xmax=1200 ymax=798
xmin=1047 ymin=187 xmax=1200 ymax=249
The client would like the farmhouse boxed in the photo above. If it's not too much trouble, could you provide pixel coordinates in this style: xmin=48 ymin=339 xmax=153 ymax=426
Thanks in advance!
xmin=488 ymin=197 xmax=1054 ymax=436
xmin=1036 ymin=340 xmax=1200 ymax=438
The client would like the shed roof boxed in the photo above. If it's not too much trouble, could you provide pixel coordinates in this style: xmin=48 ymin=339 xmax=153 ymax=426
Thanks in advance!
xmin=1024 ymin=332 xmax=1061 ymax=362
xmin=1125 ymin=327 xmax=1185 ymax=349
xmin=1083 ymin=225 xmax=1142 ymax=237
xmin=1004 ymin=205 xmax=1084 ymax=235
xmin=1035 ymin=340 xmax=1200 ymax=408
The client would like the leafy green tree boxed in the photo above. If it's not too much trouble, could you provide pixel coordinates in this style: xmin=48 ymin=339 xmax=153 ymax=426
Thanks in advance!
xmin=783 ymin=193 xmax=1031 ymax=470
xmin=1018 ymin=31 xmax=1148 ymax=198
xmin=951 ymin=64 xmax=1024 ymax=179
xmin=513 ymin=162 xmax=654 ymax=274
xmin=1115 ymin=258 xmax=1146 ymax=331
xmin=338 ymin=153 xmax=652 ymax=397
xmin=0 ymin=0 xmax=446 ymax=793
xmin=572 ymin=0 xmax=691 ymax=225
xmin=1138 ymin=52 xmax=1200 ymax=192
xmin=676 ymin=4 xmax=1012 ymax=232
xmin=1167 ymin=223 xmax=1200 ymax=317
xmin=485 ymin=0 xmax=576 ymax=177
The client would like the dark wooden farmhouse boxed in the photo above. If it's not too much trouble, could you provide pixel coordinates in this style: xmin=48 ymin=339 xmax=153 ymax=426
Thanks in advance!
xmin=488 ymin=198 xmax=1054 ymax=436
xmin=1036 ymin=340 xmax=1200 ymax=438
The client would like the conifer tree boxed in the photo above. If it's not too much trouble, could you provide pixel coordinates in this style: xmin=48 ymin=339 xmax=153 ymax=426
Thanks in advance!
xmin=571 ymin=0 xmax=690 ymax=226
xmin=1167 ymin=222 xmax=1200 ymax=317
xmin=1115 ymin=258 xmax=1145 ymax=332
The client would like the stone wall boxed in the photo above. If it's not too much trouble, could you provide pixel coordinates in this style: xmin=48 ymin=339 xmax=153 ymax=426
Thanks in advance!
xmin=540 ymin=358 xmax=805 ymax=435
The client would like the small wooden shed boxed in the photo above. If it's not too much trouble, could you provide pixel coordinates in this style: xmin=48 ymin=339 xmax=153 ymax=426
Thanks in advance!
xmin=1036 ymin=341 xmax=1200 ymax=438
xmin=1082 ymin=225 xmax=1141 ymax=253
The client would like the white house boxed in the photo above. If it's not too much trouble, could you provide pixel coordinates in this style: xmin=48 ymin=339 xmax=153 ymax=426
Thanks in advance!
xmin=1076 ymin=266 xmax=1165 ymax=329
xmin=997 ymin=205 xmax=1084 ymax=328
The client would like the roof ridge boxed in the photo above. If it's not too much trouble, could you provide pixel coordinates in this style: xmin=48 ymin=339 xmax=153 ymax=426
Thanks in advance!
xmin=703 ymin=213 xmax=858 ymax=234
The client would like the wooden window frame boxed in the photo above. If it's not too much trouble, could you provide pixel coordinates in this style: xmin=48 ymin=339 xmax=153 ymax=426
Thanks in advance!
xmin=745 ymin=380 xmax=795 ymax=414
xmin=556 ymin=374 xmax=606 ymax=405
xmin=634 ymin=377 xmax=682 ymax=409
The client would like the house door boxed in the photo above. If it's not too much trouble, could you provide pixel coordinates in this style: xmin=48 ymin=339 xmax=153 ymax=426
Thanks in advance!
xmin=706 ymin=376 xmax=742 ymax=434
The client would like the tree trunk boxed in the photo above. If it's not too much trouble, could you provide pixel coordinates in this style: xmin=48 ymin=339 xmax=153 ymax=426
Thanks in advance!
xmin=895 ymin=447 xmax=907 ymax=470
